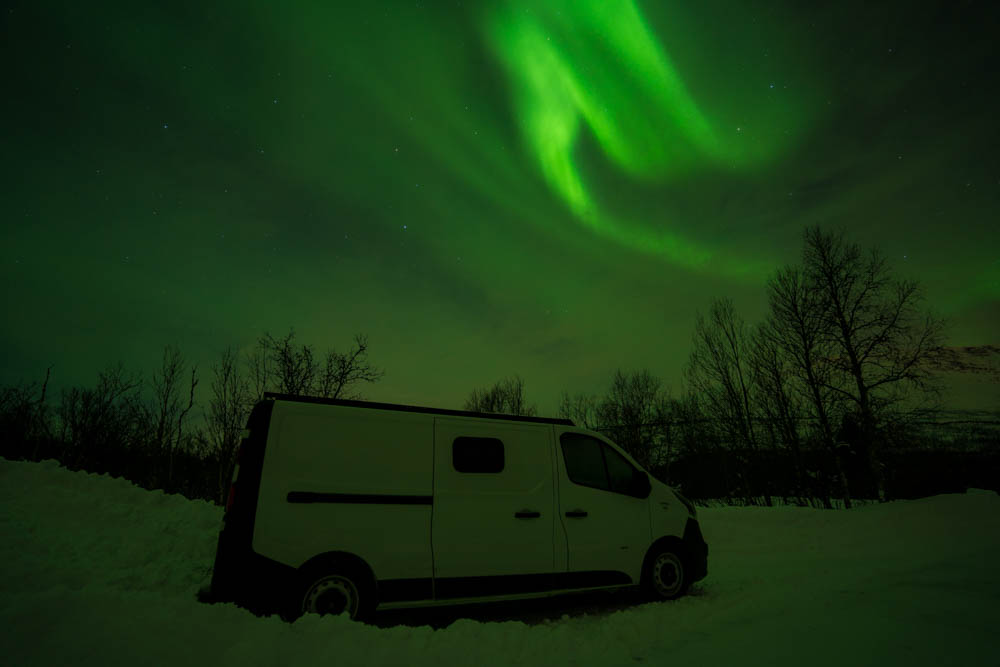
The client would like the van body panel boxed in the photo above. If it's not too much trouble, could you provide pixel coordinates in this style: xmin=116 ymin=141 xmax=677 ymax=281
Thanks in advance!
xmin=252 ymin=400 xmax=434 ymax=580
xmin=432 ymin=418 xmax=556 ymax=578
xmin=648 ymin=477 xmax=692 ymax=542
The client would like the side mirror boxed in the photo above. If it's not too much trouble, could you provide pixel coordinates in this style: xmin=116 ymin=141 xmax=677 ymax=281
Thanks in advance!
xmin=630 ymin=470 xmax=651 ymax=498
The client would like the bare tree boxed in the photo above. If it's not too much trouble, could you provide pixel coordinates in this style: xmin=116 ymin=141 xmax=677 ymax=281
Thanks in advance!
xmin=246 ymin=344 xmax=271 ymax=405
xmin=463 ymin=375 xmax=538 ymax=416
xmin=209 ymin=346 xmax=251 ymax=505
xmin=316 ymin=334 xmax=385 ymax=399
xmin=0 ymin=366 xmax=54 ymax=461
xmin=150 ymin=345 xmax=182 ymax=455
xmin=686 ymin=298 xmax=771 ymax=505
xmin=56 ymin=362 xmax=146 ymax=473
xmin=803 ymin=227 xmax=948 ymax=501
xmin=670 ymin=388 xmax=715 ymax=461
xmin=149 ymin=345 xmax=198 ymax=490
xmin=595 ymin=369 xmax=671 ymax=474
xmin=250 ymin=329 xmax=384 ymax=400
xmin=172 ymin=365 xmax=197 ymax=490
xmin=258 ymin=329 xmax=316 ymax=396
xmin=558 ymin=390 xmax=600 ymax=429
xmin=761 ymin=266 xmax=848 ymax=508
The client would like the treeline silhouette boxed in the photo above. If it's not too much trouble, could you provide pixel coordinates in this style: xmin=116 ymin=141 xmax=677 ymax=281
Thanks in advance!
xmin=0 ymin=330 xmax=383 ymax=506
xmin=1 ymin=228 xmax=997 ymax=507
xmin=462 ymin=228 xmax=998 ymax=507
xmin=461 ymin=372 xmax=998 ymax=508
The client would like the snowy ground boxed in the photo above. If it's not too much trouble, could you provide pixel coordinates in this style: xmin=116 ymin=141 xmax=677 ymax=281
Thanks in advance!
xmin=2 ymin=458 xmax=997 ymax=667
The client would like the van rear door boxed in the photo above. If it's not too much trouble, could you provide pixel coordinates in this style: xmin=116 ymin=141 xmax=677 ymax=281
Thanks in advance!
xmin=431 ymin=418 xmax=556 ymax=584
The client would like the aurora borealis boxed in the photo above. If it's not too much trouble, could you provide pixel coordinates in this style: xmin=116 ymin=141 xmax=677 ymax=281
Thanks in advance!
xmin=2 ymin=0 xmax=998 ymax=415
xmin=487 ymin=0 xmax=809 ymax=269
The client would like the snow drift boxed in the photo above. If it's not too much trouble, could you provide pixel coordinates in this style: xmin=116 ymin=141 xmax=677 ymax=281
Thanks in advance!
xmin=1 ymin=458 xmax=997 ymax=666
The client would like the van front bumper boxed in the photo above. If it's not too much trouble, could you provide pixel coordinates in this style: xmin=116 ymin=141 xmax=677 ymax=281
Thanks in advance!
xmin=683 ymin=518 xmax=708 ymax=583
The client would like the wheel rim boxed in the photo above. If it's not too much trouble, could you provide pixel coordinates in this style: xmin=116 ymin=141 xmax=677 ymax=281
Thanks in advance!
xmin=652 ymin=552 xmax=684 ymax=597
xmin=303 ymin=576 xmax=359 ymax=617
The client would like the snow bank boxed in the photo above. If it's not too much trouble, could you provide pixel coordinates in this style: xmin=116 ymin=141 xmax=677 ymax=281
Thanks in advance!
xmin=1 ymin=458 xmax=997 ymax=667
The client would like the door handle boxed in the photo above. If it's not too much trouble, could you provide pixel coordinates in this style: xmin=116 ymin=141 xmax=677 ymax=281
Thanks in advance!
xmin=565 ymin=509 xmax=588 ymax=518
xmin=514 ymin=510 xmax=541 ymax=519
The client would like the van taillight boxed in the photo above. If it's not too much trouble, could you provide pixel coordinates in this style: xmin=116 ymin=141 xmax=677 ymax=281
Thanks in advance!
xmin=225 ymin=481 xmax=236 ymax=514
xmin=225 ymin=440 xmax=244 ymax=515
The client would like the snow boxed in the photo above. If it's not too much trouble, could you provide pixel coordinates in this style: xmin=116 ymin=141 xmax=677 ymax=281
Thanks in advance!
xmin=1 ymin=458 xmax=997 ymax=666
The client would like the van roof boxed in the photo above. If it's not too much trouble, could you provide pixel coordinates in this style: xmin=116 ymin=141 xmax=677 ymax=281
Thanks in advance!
xmin=263 ymin=392 xmax=576 ymax=426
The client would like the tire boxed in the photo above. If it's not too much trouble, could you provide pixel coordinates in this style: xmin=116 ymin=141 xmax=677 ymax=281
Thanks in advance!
xmin=292 ymin=563 xmax=375 ymax=623
xmin=642 ymin=544 xmax=689 ymax=601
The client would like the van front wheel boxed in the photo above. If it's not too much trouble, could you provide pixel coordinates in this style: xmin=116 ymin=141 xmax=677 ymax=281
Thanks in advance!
xmin=642 ymin=545 xmax=689 ymax=601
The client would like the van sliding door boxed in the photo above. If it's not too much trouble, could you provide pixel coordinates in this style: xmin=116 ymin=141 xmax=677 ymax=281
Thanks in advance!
xmin=431 ymin=418 xmax=556 ymax=585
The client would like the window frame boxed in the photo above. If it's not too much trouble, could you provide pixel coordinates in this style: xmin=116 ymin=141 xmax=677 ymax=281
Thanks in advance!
xmin=559 ymin=431 xmax=641 ymax=496
xmin=452 ymin=436 xmax=505 ymax=474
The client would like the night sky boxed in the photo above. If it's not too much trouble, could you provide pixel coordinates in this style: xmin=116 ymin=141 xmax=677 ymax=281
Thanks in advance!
xmin=3 ymin=0 xmax=998 ymax=416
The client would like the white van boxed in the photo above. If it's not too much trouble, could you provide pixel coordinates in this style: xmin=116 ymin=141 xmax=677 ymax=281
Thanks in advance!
xmin=207 ymin=393 xmax=708 ymax=622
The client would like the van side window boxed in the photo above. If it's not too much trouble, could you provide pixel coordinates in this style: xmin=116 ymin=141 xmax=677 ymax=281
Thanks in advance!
xmin=602 ymin=443 xmax=637 ymax=494
xmin=452 ymin=437 xmax=504 ymax=473
xmin=559 ymin=433 xmax=608 ymax=490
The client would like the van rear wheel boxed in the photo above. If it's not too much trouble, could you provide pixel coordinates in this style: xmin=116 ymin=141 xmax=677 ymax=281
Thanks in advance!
xmin=642 ymin=545 xmax=689 ymax=601
xmin=303 ymin=575 xmax=359 ymax=617
xmin=294 ymin=563 xmax=374 ymax=623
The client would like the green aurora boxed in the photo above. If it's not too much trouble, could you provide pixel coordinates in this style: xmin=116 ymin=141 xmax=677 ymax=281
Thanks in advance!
xmin=2 ymin=0 xmax=997 ymax=415
xmin=487 ymin=0 xmax=809 ymax=273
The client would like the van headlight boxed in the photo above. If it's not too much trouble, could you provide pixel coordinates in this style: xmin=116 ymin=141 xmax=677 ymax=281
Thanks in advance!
xmin=674 ymin=489 xmax=697 ymax=518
